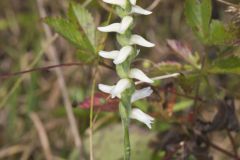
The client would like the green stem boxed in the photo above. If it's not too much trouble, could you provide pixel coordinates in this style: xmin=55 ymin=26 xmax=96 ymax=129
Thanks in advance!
xmin=119 ymin=102 xmax=131 ymax=160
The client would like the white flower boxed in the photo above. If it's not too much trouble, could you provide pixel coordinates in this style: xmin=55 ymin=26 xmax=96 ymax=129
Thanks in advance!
xmin=98 ymin=16 xmax=133 ymax=34
xmin=129 ymin=68 xmax=154 ymax=83
xmin=99 ymin=50 xmax=119 ymax=59
xmin=99 ymin=46 xmax=133 ymax=64
xmin=131 ymin=5 xmax=152 ymax=15
xmin=98 ymin=84 xmax=115 ymax=95
xmin=102 ymin=0 xmax=127 ymax=8
xmin=97 ymin=23 xmax=120 ymax=33
xmin=131 ymin=87 xmax=153 ymax=103
xmin=98 ymin=79 xmax=131 ymax=98
xmin=130 ymin=34 xmax=155 ymax=47
xmin=130 ymin=108 xmax=154 ymax=129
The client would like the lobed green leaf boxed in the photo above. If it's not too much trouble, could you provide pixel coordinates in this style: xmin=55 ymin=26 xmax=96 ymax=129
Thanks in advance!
xmin=45 ymin=17 xmax=93 ymax=52
xmin=209 ymin=56 xmax=240 ymax=74
xmin=71 ymin=2 xmax=96 ymax=51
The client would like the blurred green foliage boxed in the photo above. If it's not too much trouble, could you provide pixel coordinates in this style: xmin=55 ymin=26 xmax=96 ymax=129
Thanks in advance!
xmin=0 ymin=0 xmax=240 ymax=160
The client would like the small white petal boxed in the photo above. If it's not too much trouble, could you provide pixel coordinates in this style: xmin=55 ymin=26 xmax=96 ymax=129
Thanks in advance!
xmin=129 ymin=68 xmax=154 ymax=83
xmin=130 ymin=34 xmax=155 ymax=47
xmin=130 ymin=0 xmax=137 ymax=5
xmin=99 ymin=50 xmax=119 ymax=59
xmin=113 ymin=46 xmax=133 ymax=64
xmin=98 ymin=23 xmax=121 ymax=33
xmin=131 ymin=5 xmax=152 ymax=15
xmin=98 ymin=84 xmax=115 ymax=94
xmin=111 ymin=79 xmax=131 ymax=98
xmin=130 ymin=108 xmax=154 ymax=129
xmin=119 ymin=16 xmax=133 ymax=34
xmin=131 ymin=87 xmax=153 ymax=102
xmin=102 ymin=0 xmax=126 ymax=8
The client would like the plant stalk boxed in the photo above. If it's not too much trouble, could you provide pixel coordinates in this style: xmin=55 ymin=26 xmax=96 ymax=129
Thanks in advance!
xmin=119 ymin=102 xmax=131 ymax=160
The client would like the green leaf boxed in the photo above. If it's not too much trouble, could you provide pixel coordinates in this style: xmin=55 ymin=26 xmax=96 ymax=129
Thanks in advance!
xmin=209 ymin=56 xmax=240 ymax=74
xmin=185 ymin=0 xmax=212 ymax=42
xmin=201 ymin=0 xmax=212 ymax=35
xmin=45 ymin=17 xmax=93 ymax=52
xmin=185 ymin=0 xmax=236 ymax=45
xmin=76 ymin=50 xmax=97 ymax=64
xmin=71 ymin=2 xmax=96 ymax=51
xmin=209 ymin=20 xmax=234 ymax=45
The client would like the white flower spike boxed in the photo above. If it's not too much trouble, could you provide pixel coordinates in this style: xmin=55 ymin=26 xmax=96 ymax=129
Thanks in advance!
xmin=99 ymin=46 xmax=133 ymax=65
xmin=98 ymin=16 xmax=133 ymax=34
xmin=102 ymin=0 xmax=127 ymax=8
xmin=129 ymin=68 xmax=154 ymax=83
xmin=130 ymin=108 xmax=154 ymax=129
xmin=131 ymin=87 xmax=153 ymax=103
xmin=130 ymin=34 xmax=155 ymax=47
xmin=131 ymin=5 xmax=152 ymax=15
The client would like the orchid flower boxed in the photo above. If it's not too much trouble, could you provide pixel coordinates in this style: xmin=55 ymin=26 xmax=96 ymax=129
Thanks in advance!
xmin=99 ymin=46 xmax=133 ymax=64
xmin=129 ymin=68 xmax=154 ymax=83
xmin=103 ymin=0 xmax=151 ymax=15
xmin=131 ymin=5 xmax=152 ymax=15
xmin=102 ymin=0 xmax=127 ymax=8
xmin=98 ymin=79 xmax=131 ymax=98
xmin=98 ymin=16 xmax=133 ymax=34
xmin=129 ymin=0 xmax=152 ymax=15
xmin=131 ymin=87 xmax=153 ymax=102
xmin=130 ymin=108 xmax=154 ymax=129
xmin=130 ymin=34 xmax=155 ymax=47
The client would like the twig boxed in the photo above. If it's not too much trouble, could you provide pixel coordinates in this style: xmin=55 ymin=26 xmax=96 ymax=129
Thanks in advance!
xmin=147 ymin=0 xmax=162 ymax=11
xmin=216 ymin=0 xmax=235 ymax=6
xmin=0 ymin=63 xmax=83 ymax=79
xmin=30 ymin=112 xmax=53 ymax=160
xmin=199 ymin=135 xmax=238 ymax=159
xmin=20 ymin=145 xmax=34 ymax=160
xmin=0 ymin=145 xmax=26 ymax=159
xmin=207 ymin=140 xmax=237 ymax=159
xmin=36 ymin=0 xmax=84 ymax=156
xmin=227 ymin=130 xmax=239 ymax=158
xmin=99 ymin=61 xmax=115 ymax=71
xmin=0 ymin=61 xmax=115 ymax=80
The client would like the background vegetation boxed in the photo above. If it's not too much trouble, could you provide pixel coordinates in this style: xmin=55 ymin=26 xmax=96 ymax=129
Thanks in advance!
xmin=0 ymin=0 xmax=240 ymax=159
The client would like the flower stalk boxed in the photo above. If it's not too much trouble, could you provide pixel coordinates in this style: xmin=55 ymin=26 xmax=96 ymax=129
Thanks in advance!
xmin=98 ymin=0 xmax=155 ymax=159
